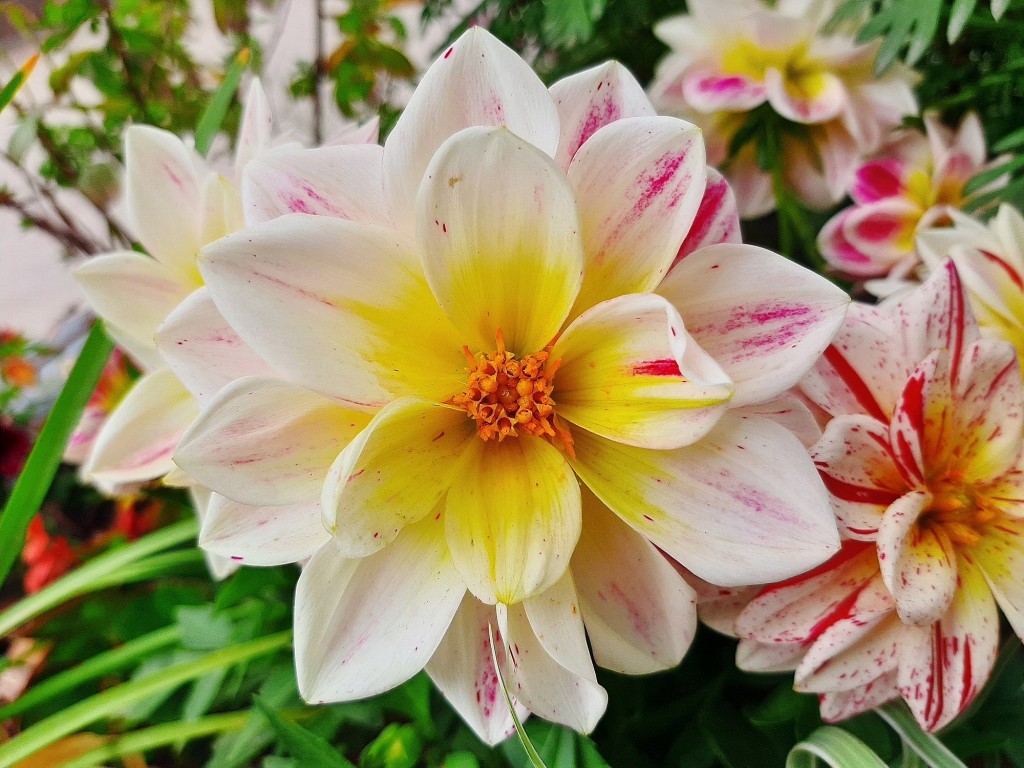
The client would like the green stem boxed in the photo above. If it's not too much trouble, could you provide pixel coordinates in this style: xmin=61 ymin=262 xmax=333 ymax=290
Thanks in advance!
xmin=0 ymin=518 xmax=198 ymax=637
xmin=0 ymin=631 xmax=291 ymax=768
xmin=877 ymin=703 xmax=967 ymax=768
xmin=0 ymin=323 xmax=114 ymax=589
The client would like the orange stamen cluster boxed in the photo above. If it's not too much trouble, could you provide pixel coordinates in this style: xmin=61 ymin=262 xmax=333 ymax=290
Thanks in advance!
xmin=451 ymin=329 xmax=574 ymax=456
xmin=926 ymin=480 xmax=1000 ymax=548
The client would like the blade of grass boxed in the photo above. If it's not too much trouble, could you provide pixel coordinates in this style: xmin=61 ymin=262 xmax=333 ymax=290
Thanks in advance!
xmin=877 ymin=703 xmax=968 ymax=768
xmin=0 ymin=517 xmax=198 ymax=637
xmin=785 ymin=726 xmax=888 ymax=768
xmin=0 ymin=322 xmax=114 ymax=589
xmin=0 ymin=630 xmax=291 ymax=768
xmin=58 ymin=709 xmax=314 ymax=768
xmin=194 ymin=47 xmax=250 ymax=157
xmin=0 ymin=53 xmax=38 ymax=112
xmin=0 ymin=624 xmax=182 ymax=720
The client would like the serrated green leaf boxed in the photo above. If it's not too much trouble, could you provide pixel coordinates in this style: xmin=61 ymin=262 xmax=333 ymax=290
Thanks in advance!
xmin=252 ymin=696 xmax=355 ymax=768
xmin=786 ymin=727 xmax=888 ymax=768
xmin=858 ymin=0 xmax=943 ymax=74
xmin=947 ymin=0 xmax=977 ymax=42
xmin=541 ymin=0 xmax=607 ymax=46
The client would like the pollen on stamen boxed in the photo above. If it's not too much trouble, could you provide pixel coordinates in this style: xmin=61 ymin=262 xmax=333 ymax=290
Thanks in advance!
xmin=450 ymin=329 xmax=574 ymax=457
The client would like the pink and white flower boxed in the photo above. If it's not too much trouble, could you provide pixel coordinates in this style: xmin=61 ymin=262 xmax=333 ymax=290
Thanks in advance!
xmin=918 ymin=204 xmax=1024 ymax=360
xmin=173 ymin=29 xmax=847 ymax=741
xmin=820 ymin=112 xmax=1005 ymax=281
xmin=649 ymin=0 xmax=917 ymax=217
xmin=737 ymin=263 xmax=1024 ymax=731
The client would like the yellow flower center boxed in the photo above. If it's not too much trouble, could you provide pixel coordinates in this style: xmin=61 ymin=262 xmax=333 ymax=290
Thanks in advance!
xmin=451 ymin=329 xmax=574 ymax=456
xmin=925 ymin=478 xmax=1001 ymax=548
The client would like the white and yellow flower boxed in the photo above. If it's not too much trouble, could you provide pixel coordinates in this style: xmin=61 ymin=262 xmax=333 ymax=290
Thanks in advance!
xmin=649 ymin=0 xmax=917 ymax=217
xmin=174 ymin=29 xmax=847 ymax=739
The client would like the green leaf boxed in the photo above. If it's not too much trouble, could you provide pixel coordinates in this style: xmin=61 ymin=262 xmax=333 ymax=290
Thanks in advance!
xmin=0 ymin=53 xmax=37 ymax=115
xmin=0 ymin=322 xmax=113 ymax=590
xmin=858 ymin=0 xmax=943 ymax=74
xmin=213 ymin=0 xmax=248 ymax=34
xmin=207 ymin=665 xmax=299 ymax=768
xmin=993 ymin=127 xmax=1024 ymax=154
xmin=194 ymin=47 xmax=250 ymax=157
xmin=0 ymin=632 xmax=290 ymax=768
xmin=963 ymin=155 xmax=1024 ymax=196
xmin=876 ymin=703 xmax=968 ymax=768
xmin=360 ymin=723 xmax=422 ymax=768
xmin=541 ymin=0 xmax=607 ymax=46
xmin=786 ymin=726 xmax=888 ymax=768
xmin=699 ymin=684 xmax=785 ymax=768
xmin=252 ymin=696 xmax=355 ymax=768
xmin=440 ymin=752 xmax=481 ymax=768
xmin=947 ymin=0 xmax=977 ymax=43
xmin=177 ymin=605 xmax=236 ymax=651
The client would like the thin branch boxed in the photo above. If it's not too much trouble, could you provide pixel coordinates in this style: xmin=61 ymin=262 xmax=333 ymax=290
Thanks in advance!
xmin=98 ymin=0 xmax=155 ymax=124
xmin=0 ymin=193 xmax=99 ymax=255
xmin=313 ymin=0 xmax=324 ymax=145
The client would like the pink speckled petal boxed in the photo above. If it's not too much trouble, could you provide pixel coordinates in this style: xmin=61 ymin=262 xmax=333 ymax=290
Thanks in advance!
xmin=571 ymin=412 xmax=840 ymax=587
xmin=416 ymin=127 xmax=584 ymax=356
xmin=672 ymin=168 xmax=741 ymax=268
xmin=175 ymin=377 xmax=369 ymax=507
xmin=843 ymin=198 xmax=920 ymax=266
xmin=74 ymin=251 xmax=194 ymax=370
xmin=897 ymin=558 xmax=998 ymax=732
xmin=888 ymin=351 xmax=953 ymax=487
xmin=295 ymin=515 xmax=464 ymax=703
xmin=659 ymin=243 xmax=849 ymax=407
xmin=498 ymin=573 xmax=608 ymax=733
xmin=819 ymin=671 xmax=900 ymax=723
xmin=811 ymin=415 xmax=904 ymax=539
xmin=83 ymin=369 xmax=199 ymax=493
xmin=877 ymin=490 xmax=958 ymax=626
xmin=681 ymin=68 xmax=767 ymax=113
xmin=549 ymin=61 xmax=655 ymax=171
xmin=850 ymin=158 xmax=910 ymax=205
xmin=572 ymin=490 xmax=697 ymax=674
xmin=764 ymin=66 xmax=846 ymax=124
xmin=383 ymin=27 xmax=559 ymax=234
xmin=322 ymin=398 xmax=473 ymax=558
xmin=243 ymin=144 xmax=389 ymax=226
xmin=567 ymin=116 xmax=706 ymax=316
xmin=971 ymin=517 xmax=1024 ymax=639
xmin=799 ymin=303 xmax=907 ymax=421
xmin=125 ymin=125 xmax=203 ymax=277
xmin=896 ymin=260 xmax=980 ymax=374
xmin=155 ymin=287 xmax=276 ymax=405
xmin=796 ymin=611 xmax=902 ymax=695
xmin=446 ymin=435 xmax=581 ymax=605
xmin=426 ymin=596 xmax=525 ymax=746
xmin=200 ymin=214 xmax=464 ymax=407
xmin=818 ymin=208 xmax=880 ymax=277
xmin=552 ymin=293 xmax=732 ymax=450
xmin=736 ymin=540 xmax=888 ymax=645
xmin=199 ymin=493 xmax=328 ymax=566
xmin=950 ymin=340 xmax=1023 ymax=483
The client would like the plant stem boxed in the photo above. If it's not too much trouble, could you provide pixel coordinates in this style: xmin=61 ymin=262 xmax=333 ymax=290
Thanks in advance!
xmin=0 ymin=517 xmax=198 ymax=637
xmin=0 ymin=631 xmax=291 ymax=768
